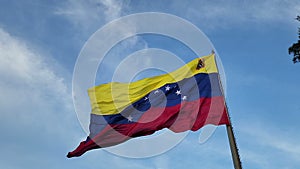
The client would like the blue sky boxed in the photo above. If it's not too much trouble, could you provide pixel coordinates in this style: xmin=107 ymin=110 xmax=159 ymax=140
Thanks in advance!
xmin=1 ymin=0 xmax=300 ymax=168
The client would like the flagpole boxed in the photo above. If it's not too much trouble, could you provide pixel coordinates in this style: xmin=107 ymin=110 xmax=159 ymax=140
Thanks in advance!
xmin=226 ymin=123 xmax=242 ymax=169
xmin=212 ymin=51 xmax=242 ymax=169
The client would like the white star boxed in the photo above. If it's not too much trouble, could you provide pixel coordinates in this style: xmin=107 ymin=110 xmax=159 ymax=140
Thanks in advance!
xmin=144 ymin=97 xmax=148 ymax=100
xmin=182 ymin=95 xmax=187 ymax=101
xmin=165 ymin=85 xmax=170 ymax=91
xmin=176 ymin=90 xmax=181 ymax=95
xmin=154 ymin=90 xmax=160 ymax=94
xmin=127 ymin=115 xmax=133 ymax=122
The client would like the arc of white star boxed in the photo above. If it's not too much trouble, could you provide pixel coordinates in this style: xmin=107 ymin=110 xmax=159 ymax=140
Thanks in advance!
xmin=144 ymin=97 xmax=148 ymax=100
xmin=127 ymin=115 xmax=133 ymax=122
xmin=176 ymin=90 xmax=181 ymax=95
xmin=154 ymin=90 xmax=159 ymax=94
xmin=165 ymin=85 xmax=170 ymax=91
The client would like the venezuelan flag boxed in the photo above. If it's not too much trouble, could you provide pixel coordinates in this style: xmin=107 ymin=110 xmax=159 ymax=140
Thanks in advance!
xmin=67 ymin=54 xmax=230 ymax=158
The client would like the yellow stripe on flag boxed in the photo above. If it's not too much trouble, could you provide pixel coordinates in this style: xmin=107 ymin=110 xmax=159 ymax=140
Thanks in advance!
xmin=88 ymin=54 xmax=218 ymax=115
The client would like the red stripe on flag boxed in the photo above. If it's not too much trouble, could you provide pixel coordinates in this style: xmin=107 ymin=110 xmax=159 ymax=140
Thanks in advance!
xmin=67 ymin=96 xmax=229 ymax=158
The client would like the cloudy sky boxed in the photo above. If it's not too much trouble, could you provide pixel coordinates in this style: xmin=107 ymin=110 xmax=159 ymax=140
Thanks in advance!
xmin=1 ymin=0 xmax=300 ymax=169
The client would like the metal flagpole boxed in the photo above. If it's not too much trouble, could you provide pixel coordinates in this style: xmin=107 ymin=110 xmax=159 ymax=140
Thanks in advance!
xmin=212 ymin=50 xmax=242 ymax=169
xmin=226 ymin=123 xmax=242 ymax=169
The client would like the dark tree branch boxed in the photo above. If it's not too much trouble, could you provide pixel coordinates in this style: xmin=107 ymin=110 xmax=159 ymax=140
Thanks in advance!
xmin=288 ymin=15 xmax=300 ymax=63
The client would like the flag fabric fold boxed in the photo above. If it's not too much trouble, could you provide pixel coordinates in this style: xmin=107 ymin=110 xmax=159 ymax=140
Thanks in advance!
xmin=67 ymin=54 xmax=230 ymax=158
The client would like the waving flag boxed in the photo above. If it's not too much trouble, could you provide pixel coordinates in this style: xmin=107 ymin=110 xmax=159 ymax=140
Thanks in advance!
xmin=67 ymin=54 xmax=230 ymax=158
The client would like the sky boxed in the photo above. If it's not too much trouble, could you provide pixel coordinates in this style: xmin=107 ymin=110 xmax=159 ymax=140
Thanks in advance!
xmin=0 ymin=0 xmax=300 ymax=169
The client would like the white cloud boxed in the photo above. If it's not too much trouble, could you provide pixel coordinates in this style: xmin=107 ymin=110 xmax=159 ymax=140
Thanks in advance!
xmin=0 ymin=28 xmax=69 ymax=102
xmin=54 ymin=0 xmax=126 ymax=31
xmin=101 ymin=0 xmax=123 ymax=22
xmin=0 ymin=27 xmax=74 ymax=136
xmin=182 ymin=0 xmax=300 ymax=29
xmin=56 ymin=0 xmax=150 ymax=85
xmin=55 ymin=0 xmax=300 ymax=32
xmin=237 ymin=117 xmax=300 ymax=168
xmin=54 ymin=0 xmax=102 ymax=29
xmin=0 ymin=27 xmax=81 ymax=168
xmin=241 ymin=122 xmax=300 ymax=158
